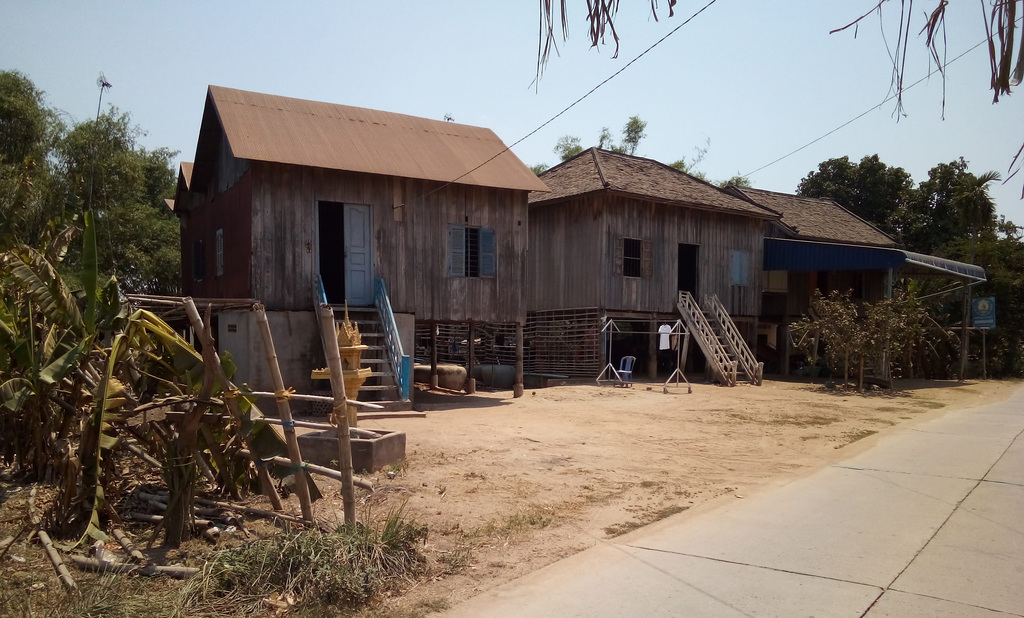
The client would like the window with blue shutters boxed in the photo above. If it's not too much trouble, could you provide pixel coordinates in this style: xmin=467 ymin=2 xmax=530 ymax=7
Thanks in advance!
xmin=731 ymin=249 xmax=750 ymax=286
xmin=448 ymin=224 xmax=496 ymax=278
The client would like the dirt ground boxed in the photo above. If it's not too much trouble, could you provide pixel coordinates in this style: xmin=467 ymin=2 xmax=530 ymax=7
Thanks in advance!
xmin=320 ymin=376 xmax=1019 ymax=614
xmin=0 ymin=377 xmax=1017 ymax=616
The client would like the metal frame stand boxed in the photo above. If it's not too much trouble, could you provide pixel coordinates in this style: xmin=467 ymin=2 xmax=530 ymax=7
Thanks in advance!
xmin=596 ymin=319 xmax=624 ymax=384
xmin=662 ymin=320 xmax=692 ymax=394
xmin=596 ymin=318 xmax=692 ymax=394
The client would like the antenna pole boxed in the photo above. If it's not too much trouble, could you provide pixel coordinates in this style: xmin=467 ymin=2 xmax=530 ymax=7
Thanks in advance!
xmin=86 ymin=74 xmax=112 ymax=214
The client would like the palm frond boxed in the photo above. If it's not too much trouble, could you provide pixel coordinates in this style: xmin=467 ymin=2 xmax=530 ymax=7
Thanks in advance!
xmin=0 ymin=246 xmax=84 ymax=332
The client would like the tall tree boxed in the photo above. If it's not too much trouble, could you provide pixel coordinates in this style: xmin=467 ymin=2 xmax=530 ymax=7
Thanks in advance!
xmin=954 ymin=170 xmax=1001 ymax=260
xmin=615 ymin=115 xmax=647 ymax=155
xmin=906 ymin=159 xmax=973 ymax=254
xmin=555 ymin=115 xmax=648 ymax=161
xmin=797 ymin=155 xmax=916 ymax=242
xmin=669 ymin=137 xmax=710 ymax=180
xmin=0 ymin=72 xmax=180 ymax=295
xmin=553 ymin=135 xmax=583 ymax=162
xmin=56 ymin=109 xmax=180 ymax=295
xmin=0 ymin=70 xmax=66 ymax=252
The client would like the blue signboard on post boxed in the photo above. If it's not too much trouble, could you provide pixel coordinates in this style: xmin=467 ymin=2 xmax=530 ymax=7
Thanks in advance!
xmin=972 ymin=297 xmax=996 ymax=329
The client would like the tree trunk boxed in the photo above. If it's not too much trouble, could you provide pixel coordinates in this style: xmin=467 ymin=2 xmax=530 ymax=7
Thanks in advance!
xmin=858 ymin=355 xmax=865 ymax=392
xmin=162 ymin=442 xmax=197 ymax=548
xmin=843 ymin=347 xmax=849 ymax=385
xmin=165 ymin=303 xmax=216 ymax=547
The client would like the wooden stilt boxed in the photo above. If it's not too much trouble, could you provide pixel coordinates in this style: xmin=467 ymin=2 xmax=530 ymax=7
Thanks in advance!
xmin=253 ymin=304 xmax=313 ymax=523
xmin=430 ymin=322 xmax=439 ymax=389
xmin=647 ymin=317 xmax=657 ymax=379
xmin=467 ymin=321 xmax=477 ymax=394
xmin=782 ymin=321 xmax=791 ymax=377
xmin=514 ymin=321 xmax=524 ymax=398
xmin=317 ymin=304 xmax=357 ymax=526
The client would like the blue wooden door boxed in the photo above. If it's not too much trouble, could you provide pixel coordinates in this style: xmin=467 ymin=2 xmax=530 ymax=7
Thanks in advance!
xmin=344 ymin=204 xmax=374 ymax=306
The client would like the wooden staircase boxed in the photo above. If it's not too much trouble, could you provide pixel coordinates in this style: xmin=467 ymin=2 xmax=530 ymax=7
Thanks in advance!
xmin=702 ymin=294 xmax=763 ymax=385
xmin=676 ymin=291 xmax=737 ymax=386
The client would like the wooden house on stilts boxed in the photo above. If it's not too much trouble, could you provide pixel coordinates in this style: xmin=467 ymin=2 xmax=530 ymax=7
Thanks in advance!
xmin=526 ymin=149 xmax=777 ymax=385
xmin=724 ymin=187 xmax=987 ymax=376
xmin=172 ymin=86 xmax=547 ymax=406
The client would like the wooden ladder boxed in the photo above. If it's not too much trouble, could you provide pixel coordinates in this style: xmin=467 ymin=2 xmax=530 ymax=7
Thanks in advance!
xmin=703 ymin=294 xmax=763 ymax=385
xmin=676 ymin=291 xmax=738 ymax=386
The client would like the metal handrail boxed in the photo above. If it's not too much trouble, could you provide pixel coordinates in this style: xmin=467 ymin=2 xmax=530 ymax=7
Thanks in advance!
xmin=374 ymin=278 xmax=410 ymax=401
xmin=314 ymin=274 xmax=328 ymax=306
xmin=703 ymin=294 xmax=763 ymax=385
xmin=676 ymin=291 xmax=737 ymax=386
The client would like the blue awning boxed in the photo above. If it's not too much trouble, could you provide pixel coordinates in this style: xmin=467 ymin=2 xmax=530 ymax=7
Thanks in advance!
xmin=763 ymin=238 xmax=985 ymax=282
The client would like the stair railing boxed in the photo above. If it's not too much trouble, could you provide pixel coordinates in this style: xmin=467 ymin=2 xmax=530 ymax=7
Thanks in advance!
xmin=703 ymin=294 xmax=763 ymax=385
xmin=676 ymin=290 xmax=737 ymax=386
xmin=314 ymin=274 xmax=328 ymax=306
xmin=374 ymin=278 xmax=411 ymax=401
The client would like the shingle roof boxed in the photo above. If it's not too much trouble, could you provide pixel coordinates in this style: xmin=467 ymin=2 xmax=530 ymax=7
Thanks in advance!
xmin=729 ymin=187 xmax=896 ymax=247
xmin=529 ymin=148 xmax=775 ymax=218
xmin=194 ymin=86 xmax=547 ymax=192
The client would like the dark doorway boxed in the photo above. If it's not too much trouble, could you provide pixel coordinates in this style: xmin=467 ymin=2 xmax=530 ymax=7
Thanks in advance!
xmin=678 ymin=243 xmax=699 ymax=296
xmin=318 ymin=201 xmax=346 ymax=304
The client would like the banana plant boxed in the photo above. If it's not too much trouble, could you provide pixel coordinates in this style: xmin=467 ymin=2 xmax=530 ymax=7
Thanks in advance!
xmin=3 ymin=211 xmax=300 ymax=546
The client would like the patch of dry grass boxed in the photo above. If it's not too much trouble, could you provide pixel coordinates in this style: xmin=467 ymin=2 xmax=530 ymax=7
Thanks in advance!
xmin=603 ymin=504 xmax=690 ymax=537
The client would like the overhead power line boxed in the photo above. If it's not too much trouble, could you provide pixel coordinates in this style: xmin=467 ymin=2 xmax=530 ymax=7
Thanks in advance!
xmin=409 ymin=0 xmax=719 ymax=205
xmin=742 ymin=35 xmax=992 ymax=178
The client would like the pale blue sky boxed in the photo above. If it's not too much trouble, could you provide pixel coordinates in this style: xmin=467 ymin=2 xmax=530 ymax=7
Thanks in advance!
xmin=4 ymin=1 xmax=1022 ymax=224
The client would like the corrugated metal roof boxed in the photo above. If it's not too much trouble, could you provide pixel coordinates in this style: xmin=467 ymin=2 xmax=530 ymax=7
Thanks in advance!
xmin=730 ymin=187 xmax=896 ymax=247
xmin=530 ymin=148 xmax=776 ymax=219
xmin=764 ymin=238 xmax=985 ymax=281
xmin=204 ymin=86 xmax=547 ymax=192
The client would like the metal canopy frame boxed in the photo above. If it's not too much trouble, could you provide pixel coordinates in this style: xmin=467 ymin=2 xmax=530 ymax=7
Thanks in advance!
xmin=596 ymin=318 xmax=692 ymax=394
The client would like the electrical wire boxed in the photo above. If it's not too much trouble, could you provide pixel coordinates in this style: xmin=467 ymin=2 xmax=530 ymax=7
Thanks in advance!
xmin=409 ymin=0 xmax=719 ymax=205
xmin=742 ymin=34 xmax=991 ymax=178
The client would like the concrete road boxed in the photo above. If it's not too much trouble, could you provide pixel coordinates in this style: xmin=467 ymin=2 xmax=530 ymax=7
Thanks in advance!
xmin=442 ymin=385 xmax=1024 ymax=617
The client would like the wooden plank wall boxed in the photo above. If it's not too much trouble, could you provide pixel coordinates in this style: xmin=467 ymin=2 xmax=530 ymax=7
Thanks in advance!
xmin=783 ymin=270 xmax=889 ymax=318
xmin=529 ymin=194 xmax=764 ymax=317
xmin=181 ymin=170 xmax=253 ymax=299
xmin=249 ymin=162 xmax=528 ymax=322
xmin=527 ymin=197 xmax=607 ymax=311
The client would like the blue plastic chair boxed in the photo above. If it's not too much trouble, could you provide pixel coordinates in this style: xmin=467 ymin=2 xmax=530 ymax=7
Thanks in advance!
xmin=618 ymin=355 xmax=636 ymax=386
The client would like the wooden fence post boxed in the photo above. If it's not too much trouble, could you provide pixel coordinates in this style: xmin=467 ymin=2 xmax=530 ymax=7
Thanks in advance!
xmin=254 ymin=304 xmax=313 ymax=523
xmin=317 ymin=304 xmax=356 ymax=526
xmin=183 ymin=298 xmax=283 ymax=512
